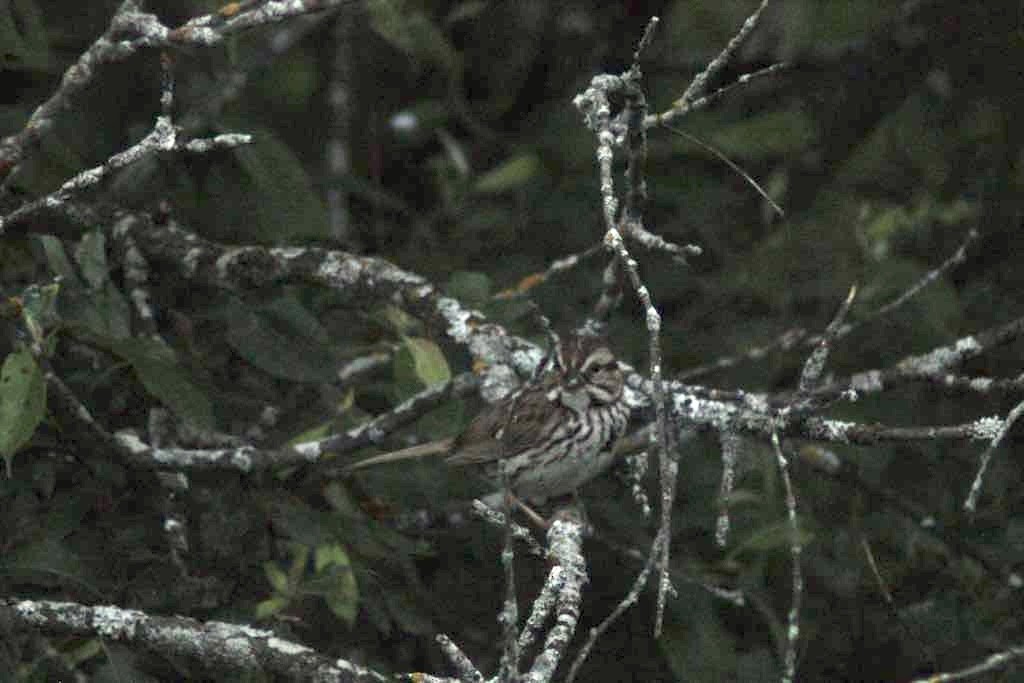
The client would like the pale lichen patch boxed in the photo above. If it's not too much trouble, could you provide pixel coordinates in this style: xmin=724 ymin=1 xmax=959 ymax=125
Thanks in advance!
xmin=970 ymin=416 xmax=1004 ymax=441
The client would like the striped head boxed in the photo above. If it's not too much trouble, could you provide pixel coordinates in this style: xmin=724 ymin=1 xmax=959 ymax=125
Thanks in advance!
xmin=554 ymin=333 xmax=624 ymax=409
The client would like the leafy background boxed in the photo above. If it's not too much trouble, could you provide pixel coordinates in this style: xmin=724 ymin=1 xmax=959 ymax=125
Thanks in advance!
xmin=2 ymin=0 xmax=1024 ymax=680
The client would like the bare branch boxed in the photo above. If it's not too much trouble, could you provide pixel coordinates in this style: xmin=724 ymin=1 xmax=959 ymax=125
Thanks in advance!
xmin=566 ymin=529 xmax=663 ymax=683
xmin=1 ymin=1 xmax=347 ymax=189
xmin=168 ymin=0 xmax=347 ymax=45
xmin=798 ymin=285 xmax=857 ymax=393
xmin=679 ymin=228 xmax=979 ymax=382
xmin=494 ymin=243 xmax=605 ymax=300
xmin=1 ymin=597 xmax=389 ymax=682
xmin=525 ymin=511 xmax=588 ymax=682
xmin=0 ymin=66 xmax=252 ymax=236
xmin=840 ymin=228 xmax=979 ymax=336
xmin=470 ymin=501 xmax=545 ymax=557
xmin=678 ymin=328 xmax=807 ymax=382
xmin=770 ymin=426 xmax=802 ymax=683
xmin=0 ymin=1 xmax=160 ymax=188
xmin=649 ymin=63 xmax=789 ymax=128
xmin=909 ymin=645 xmax=1024 ymax=683
xmin=964 ymin=397 xmax=1024 ymax=513
xmin=716 ymin=430 xmax=743 ymax=547
xmin=659 ymin=122 xmax=784 ymax=218
xmin=435 ymin=634 xmax=483 ymax=683
xmin=677 ymin=0 xmax=773 ymax=107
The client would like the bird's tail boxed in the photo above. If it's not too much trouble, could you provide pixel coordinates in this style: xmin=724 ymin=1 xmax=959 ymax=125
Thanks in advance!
xmin=342 ymin=437 xmax=455 ymax=473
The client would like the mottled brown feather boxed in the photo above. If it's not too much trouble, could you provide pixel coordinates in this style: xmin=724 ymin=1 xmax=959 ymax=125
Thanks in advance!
xmin=445 ymin=373 xmax=563 ymax=466
xmin=345 ymin=333 xmax=627 ymax=502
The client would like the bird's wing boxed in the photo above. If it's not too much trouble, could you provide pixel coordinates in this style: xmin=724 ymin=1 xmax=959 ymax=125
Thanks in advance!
xmin=445 ymin=379 xmax=562 ymax=466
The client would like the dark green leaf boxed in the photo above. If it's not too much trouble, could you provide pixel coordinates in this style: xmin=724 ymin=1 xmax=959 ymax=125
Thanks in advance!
xmin=227 ymin=125 xmax=331 ymax=242
xmin=110 ymin=338 xmax=214 ymax=428
xmin=287 ymin=544 xmax=310 ymax=583
xmin=337 ymin=173 xmax=410 ymax=212
xmin=373 ymin=304 xmax=422 ymax=337
xmin=20 ymin=281 xmax=61 ymax=344
xmin=74 ymin=230 xmax=109 ymax=289
xmin=224 ymin=297 xmax=337 ymax=383
xmin=384 ymin=590 xmax=435 ymax=635
xmin=0 ymin=348 xmax=47 ymax=475
xmin=286 ymin=419 xmax=333 ymax=446
xmin=314 ymin=543 xmax=359 ymax=626
xmin=249 ymin=50 xmax=318 ymax=115
xmin=704 ymin=108 xmax=817 ymax=161
xmin=0 ymin=0 xmax=53 ymax=72
xmin=322 ymin=482 xmax=360 ymax=516
xmin=473 ymin=153 xmax=539 ymax=193
xmin=393 ymin=336 xmax=450 ymax=400
xmin=264 ymin=561 xmax=291 ymax=594
xmin=727 ymin=520 xmax=815 ymax=562
xmin=65 ymin=639 xmax=103 ymax=668
xmin=0 ymin=538 xmax=89 ymax=588
xmin=93 ymin=643 xmax=158 ymax=683
xmin=323 ymin=483 xmax=435 ymax=560
xmin=268 ymin=498 xmax=338 ymax=547
xmin=35 ymin=235 xmax=80 ymax=284
xmin=42 ymin=235 xmax=131 ymax=339
xmin=261 ymin=295 xmax=331 ymax=344
xmin=254 ymin=596 xmax=289 ymax=620
xmin=659 ymin=587 xmax=739 ymax=681
xmin=62 ymin=282 xmax=132 ymax=340
xmin=446 ymin=271 xmax=492 ymax=307
xmin=367 ymin=0 xmax=460 ymax=75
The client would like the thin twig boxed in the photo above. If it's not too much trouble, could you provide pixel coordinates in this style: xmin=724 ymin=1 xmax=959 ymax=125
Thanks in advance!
xmin=770 ymin=425 xmax=802 ymax=683
xmin=678 ymin=328 xmax=807 ymax=381
xmin=526 ymin=511 xmax=589 ymax=681
xmin=798 ymin=285 xmax=857 ymax=394
xmin=659 ymin=122 xmax=784 ymax=218
xmin=494 ymin=243 xmax=606 ymax=300
xmin=435 ymin=634 xmax=484 ymax=683
xmin=469 ymin=501 xmax=545 ymax=557
xmin=566 ymin=531 xmax=665 ymax=683
xmin=648 ymin=63 xmax=790 ymax=128
xmin=677 ymin=0 xmax=773 ymax=107
xmin=716 ymin=430 xmax=742 ymax=547
xmin=861 ymin=536 xmax=936 ymax=668
xmin=497 ymin=467 xmax=521 ymax=681
xmin=963 ymin=397 xmax=1024 ymax=514
xmin=679 ymin=228 xmax=979 ymax=382
xmin=908 ymin=645 xmax=1024 ymax=683
xmin=837 ymin=229 xmax=979 ymax=338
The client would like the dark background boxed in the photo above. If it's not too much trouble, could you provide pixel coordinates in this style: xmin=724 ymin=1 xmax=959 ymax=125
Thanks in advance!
xmin=2 ymin=0 xmax=1024 ymax=680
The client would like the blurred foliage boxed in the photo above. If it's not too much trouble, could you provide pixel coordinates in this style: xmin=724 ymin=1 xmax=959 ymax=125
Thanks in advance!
xmin=0 ymin=347 xmax=46 ymax=476
xmin=2 ymin=0 xmax=1024 ymax=680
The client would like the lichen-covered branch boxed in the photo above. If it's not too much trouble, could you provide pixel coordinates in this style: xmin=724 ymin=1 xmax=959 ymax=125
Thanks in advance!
xmin=0 ymin=598 xmax=389 ymax=682
xmin=115 ymin=212 xmax=544 ymax=405
xmin=0 ymin=1 xmax=348 ymax=189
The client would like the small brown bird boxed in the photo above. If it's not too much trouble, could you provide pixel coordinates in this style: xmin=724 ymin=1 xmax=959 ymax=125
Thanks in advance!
xmin=344 ymin=333 xmax=629 ymax=504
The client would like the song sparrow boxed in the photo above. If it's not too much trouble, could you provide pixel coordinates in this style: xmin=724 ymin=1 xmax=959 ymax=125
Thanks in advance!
xmin=345 ymin=334 xmax=629 ymax=504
